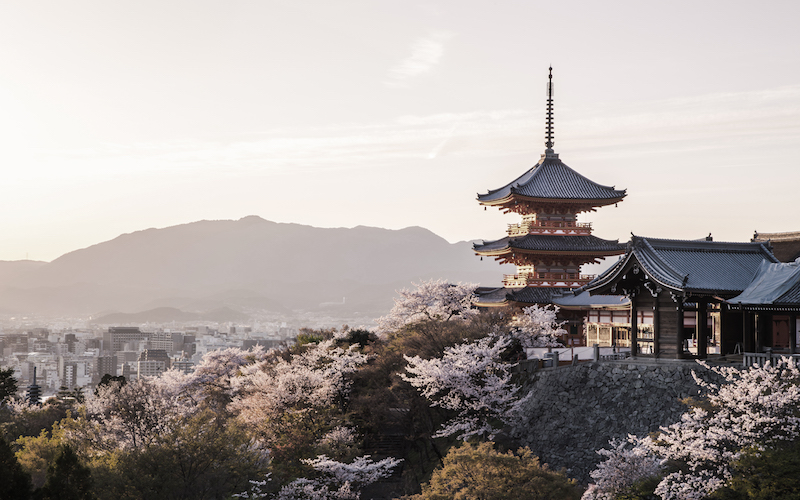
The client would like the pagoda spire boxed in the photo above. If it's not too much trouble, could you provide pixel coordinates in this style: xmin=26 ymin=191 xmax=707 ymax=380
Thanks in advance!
xmin=545 ymin=66 xmax=554 ymax=152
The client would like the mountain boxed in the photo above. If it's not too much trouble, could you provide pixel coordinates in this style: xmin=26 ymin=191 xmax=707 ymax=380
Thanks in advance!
xmin=0 ymin=216 xmax=510 ymax=318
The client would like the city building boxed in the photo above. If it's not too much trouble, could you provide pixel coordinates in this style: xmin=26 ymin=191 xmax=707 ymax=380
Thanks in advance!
xmin=105 ymin=327 xmax=150 ymax=353
xmin=96 ymin=355 xmax=117 ymax=378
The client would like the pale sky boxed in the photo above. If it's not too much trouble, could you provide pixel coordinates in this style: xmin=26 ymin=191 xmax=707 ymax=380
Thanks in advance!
xmin=2 ymin=0 xmax=799 ymax=262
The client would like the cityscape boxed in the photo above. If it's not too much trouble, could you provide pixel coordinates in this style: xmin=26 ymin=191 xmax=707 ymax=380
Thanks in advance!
xmin=2 ymin=1 xmax=800 ymax=499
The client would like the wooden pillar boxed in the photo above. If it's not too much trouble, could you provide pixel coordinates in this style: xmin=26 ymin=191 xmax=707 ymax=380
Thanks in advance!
xmin=653 ymin=295 xmax=660 ymax=357
xmin=791 ymin=314 xmax=797 ymax=355
xmin=755 ymin=313 xmax=764 ymax=352
xmin=630 ymin=294 xmax=638 ymax=357
xmin=743 ymin=310 xmax=754 ymax=352
xmin=697 ymin=300 xmax=708 ymax=359
xmin=677 ymin=298 xmax=685 ymax=359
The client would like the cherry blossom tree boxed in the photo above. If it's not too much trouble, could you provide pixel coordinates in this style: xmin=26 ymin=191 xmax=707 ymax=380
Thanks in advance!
xmin=510 ymin=304 xmax=566 ymax=348
xmin=230 ymin=339 xmax=370 ymax=470
xmin=402 ymin=335 xmax=528 ymax=440
xmin=375 ymin=279 xmax=478 ymax=336
xmin=234 ymin=455 xmax=402 ymax=500
xmin=651 ymin=358 xmax=800 ymax=499
xmin=232 ymin=340 xmax=368 ymax=427
xmin=581 ymin=436 xmax=664 ymax=500
xmin=85 ymin=377 xmax=188 ymax=450
xmin=585 ymin=358 xmax=800 ymax=500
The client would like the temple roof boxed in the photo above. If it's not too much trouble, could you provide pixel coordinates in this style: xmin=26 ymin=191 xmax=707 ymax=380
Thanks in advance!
xmin=586 ymin=235 xmax=779 ymax=296
xmin=728 ymin=259 xmax=800 ymax=307
xmin=477 ymin=153 xmax=626 ymax=206
xmin=474 ymin=234 xmax=624 ymax=256
xmin=474 ymin=286 xmax=629 ymax=308
xmin=474 ymin=286 xmax=566 ymax=307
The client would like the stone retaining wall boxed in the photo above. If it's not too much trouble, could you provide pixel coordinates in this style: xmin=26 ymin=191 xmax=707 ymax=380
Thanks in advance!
xmin=510 ymin=360 xmax=722 ymax=483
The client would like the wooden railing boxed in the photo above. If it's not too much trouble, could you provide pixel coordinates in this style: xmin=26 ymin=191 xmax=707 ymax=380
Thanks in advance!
xmin=503 ymin=273 xmax=596 ymax=287
xmin=507 ymin=220 xmax=593 ymax=237
xmin=743 ymin=352 xmax=800 ymax=367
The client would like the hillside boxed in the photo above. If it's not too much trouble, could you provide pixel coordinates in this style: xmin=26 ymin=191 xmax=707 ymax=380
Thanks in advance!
xmin=0 ymin=216 xmax=510 ymax=318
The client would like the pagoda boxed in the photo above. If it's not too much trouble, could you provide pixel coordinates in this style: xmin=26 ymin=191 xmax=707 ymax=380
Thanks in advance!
xmin=474 ymin=68 xmax=626 ymax=310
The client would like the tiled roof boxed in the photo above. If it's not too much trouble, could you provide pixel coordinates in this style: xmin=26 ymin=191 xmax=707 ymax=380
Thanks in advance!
xmin=728 ymin=260 xmax=800 ymax=306
xmin=474 ymin=234 xmax=624 ymax=254
xmin=474 ymin=287 xmax=512 ymax=305
xmin=475 ymin=286 xmax=629 ymax=307
xmin=474 ymin=286 xmax=566 ymax=306
xmin=778 ymin=281 xmax=800 ymax=305
xmin=552 ymin=290 xmax=630 ymax=309
xmin=507 ymin=287 xmax=563 ymax=304
xmin=586 ymin=236 xmax=779 ymax=295
xmin=478 ymin=155 xmax=626 ymax=203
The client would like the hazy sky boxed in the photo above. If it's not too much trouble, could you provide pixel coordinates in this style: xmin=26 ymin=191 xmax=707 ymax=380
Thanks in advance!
xmin=2 ymin=0 xmax=799 ymax=262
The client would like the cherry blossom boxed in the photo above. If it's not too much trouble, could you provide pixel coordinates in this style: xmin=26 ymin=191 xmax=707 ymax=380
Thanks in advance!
xmin=402 ymin=335 xmax=527 ymax=440
xmin=586 ymin=357 xmax=800 ymax=499
xmin=510 ymin=304 xmax=566 ymax=348
xmin=231 ymin=340 xmax=368 ymax=429
xmin=235 ymin=455 xmax=401 ymax=500
xmin=648 ymin=357 xmax=800 ymax=498
xmin=375 ymin=279 xmax=478 ymax=336
xmin=581 ymin=435 xmax=663 ymax=500
xmin=86 ymin=378 xmax=189 ymax=449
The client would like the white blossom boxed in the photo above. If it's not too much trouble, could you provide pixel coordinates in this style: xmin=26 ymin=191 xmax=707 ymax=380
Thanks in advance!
xmin=646 ymin=358 xmax=800 ymax=499
xmin=319 ymin=426 xmax=358 ymax=447
xmin=86 ymin=378 xmax=190 ymax=449
xmin=402 ymin=335 xmax=527 ymax=440
xmin=586 ymin=358 xmax=800 ymax=499
xmin=583 ymin=435 xmax=664 ymax=499
xmin=302 ymin=455 xmax=402 ymax=487
xmin=237 ymin=456 xmax=401 ymax=500
xmin=510 ymin=304 xmax=566 ymax=348
xmin=375 ymin=279 xmax=478 ymax=336
xmin=653 ymin=471 xmax=724 ymax=500
xmin=231 ymin=340 xmax=368 ymax=428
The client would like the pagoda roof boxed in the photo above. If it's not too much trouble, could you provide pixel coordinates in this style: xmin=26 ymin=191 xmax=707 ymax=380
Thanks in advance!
xmin=586 ymin=235 xmax=779 ymax=297
xmin=474 ymin=286 xmax=566 ymax=307
xmin=474 ymin=234 xmax=624 ymax=256
xmin=477 ymin=153 xmax=626 ymax=206
xmin=474 ymin=286 xmax=629 ymax=309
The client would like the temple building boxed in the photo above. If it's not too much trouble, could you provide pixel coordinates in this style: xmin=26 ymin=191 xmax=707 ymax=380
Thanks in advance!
xmin=473 ymin=68 xmax=628 ymax=343
xmin=753 ymin=231 xmax=800 ymax=262
xmin=585 ymin=235 xmax=780 ymax=358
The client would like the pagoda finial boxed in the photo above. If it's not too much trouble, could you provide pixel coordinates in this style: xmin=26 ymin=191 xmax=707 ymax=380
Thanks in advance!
xmin=545 ymin=67 xmax=554 ymax=152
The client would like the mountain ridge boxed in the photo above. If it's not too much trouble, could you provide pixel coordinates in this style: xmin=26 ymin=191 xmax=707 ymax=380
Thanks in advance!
xmin=0 ymin=216 xmax=510 ymax=318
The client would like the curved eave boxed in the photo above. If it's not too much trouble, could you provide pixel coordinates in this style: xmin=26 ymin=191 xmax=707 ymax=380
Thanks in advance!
xmin=473 ymin=298 xmax=511 ymax=308
xmin=588 ymin=251 xmax=685 ymax=296
xmin=584 ymin=251 xmax=635 ymax=293
xmin=478 ymin=193 xmax=626 ymax=208
xmin=474 ymin=246 xmax=625 ymax=258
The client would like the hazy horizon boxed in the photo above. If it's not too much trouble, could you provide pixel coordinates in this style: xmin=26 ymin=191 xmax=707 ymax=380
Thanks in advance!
xmin=2 ymin=1 xmax=799 ymax=262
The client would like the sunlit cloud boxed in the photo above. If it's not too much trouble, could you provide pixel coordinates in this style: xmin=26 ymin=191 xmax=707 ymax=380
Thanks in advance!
xmin=385 ymin=31 xmax=455 ymax=88
xmin=12 ymin=85 xmax=800 ymax=182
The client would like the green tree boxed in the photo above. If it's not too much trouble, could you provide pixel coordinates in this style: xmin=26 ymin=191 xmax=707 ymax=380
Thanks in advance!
xmin=89 ymin=409 xmax=266 ymax=500
xmin=15 ymin=429 xmax=64 ymax=489
xmin=413 ymin=441 xmax=581 ymax=500
xmin=37 ymin=444 xmax=95 ymax=500
xmin=0 ymin=436 xmax=33 ymax=500
xmin=710 ymin=440 xmax=800 ymax=500
xmin=1 ymin=366 xmax=19 ymax=405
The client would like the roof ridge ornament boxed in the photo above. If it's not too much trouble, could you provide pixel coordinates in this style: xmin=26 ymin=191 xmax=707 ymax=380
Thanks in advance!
xmin=544 ymin=67 xmax=557 ymax=158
